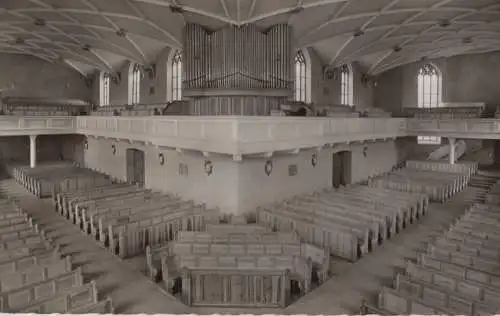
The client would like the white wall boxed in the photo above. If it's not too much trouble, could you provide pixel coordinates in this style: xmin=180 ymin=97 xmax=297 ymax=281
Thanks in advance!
xmin=84 ymin=137 xmax=238 ymax=212
xmin=238 ymin=140 xmax=399 ymax=214
xmin=85 ymin=137 xmax=400 ymax=215
xmin=0 ymin=53 xmax=91 ymax=100
xmin=91 ymin=47 xmax=173 ymax=105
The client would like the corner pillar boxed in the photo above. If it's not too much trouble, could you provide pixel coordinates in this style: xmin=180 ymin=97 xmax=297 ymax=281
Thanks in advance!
xmin=448 ymin=137 xmax=456 ymax=165
xmin=29 ymin=135 xmax=38 ymax=168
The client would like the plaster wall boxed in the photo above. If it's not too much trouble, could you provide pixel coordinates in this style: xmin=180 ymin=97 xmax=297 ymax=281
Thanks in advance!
xmin=308 ymin=48 xmax=375 ymax=109
xmin=0 ymin=53 xmax=91 ymax=100
xmin=91 ymin=46 xmax=376 ymax=110
xmin=84 ymin=137 xmax=400 ymax=214
xmin=92 ymin=48 xmax=173 ymax=105
xmin=375 ymin=51 xmax=500 ymax=114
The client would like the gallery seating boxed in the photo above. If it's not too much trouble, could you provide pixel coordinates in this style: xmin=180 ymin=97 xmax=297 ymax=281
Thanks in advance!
xmin=404 ymin=103 xmax=485 ymax=119
xmin=91 ymin=101 xmax=189 ymax=116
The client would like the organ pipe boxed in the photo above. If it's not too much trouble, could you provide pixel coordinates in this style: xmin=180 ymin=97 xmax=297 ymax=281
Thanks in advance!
xmin=183 ymin=23 xmax=292 ymax=90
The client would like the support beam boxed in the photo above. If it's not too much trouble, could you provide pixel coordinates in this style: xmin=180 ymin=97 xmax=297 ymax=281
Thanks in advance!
xmin=448 ymin=137 xmax=456 ymax=165
xmin=29 ymin=135 xmax=37 ymax=168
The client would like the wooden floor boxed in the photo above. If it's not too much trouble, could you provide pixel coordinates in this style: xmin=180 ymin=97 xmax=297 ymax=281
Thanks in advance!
xmin=0 ymin=177 xmax=490 ymax=314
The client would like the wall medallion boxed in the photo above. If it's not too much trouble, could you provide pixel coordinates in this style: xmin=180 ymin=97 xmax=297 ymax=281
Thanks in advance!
xmin=363 ymin=146 xmax=368 ymax=158
xmin=264 ymin=160 xmax=273 ymax=176
xmin=159 ymin=153 xmax=165 ymax=166
xmin=111 ymin=144 xmax=116 ymax=155
xmin=84 ymin=139 xmax=88 ymax=150
xmin=311 ymin=153 xmax=318 ymax=167
xmin=204 ymin=160 xmax=213 ymax=176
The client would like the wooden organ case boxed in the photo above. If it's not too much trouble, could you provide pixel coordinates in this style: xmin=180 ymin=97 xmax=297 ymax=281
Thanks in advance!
xmin=183 ymin=23 xmax=293 ymax=116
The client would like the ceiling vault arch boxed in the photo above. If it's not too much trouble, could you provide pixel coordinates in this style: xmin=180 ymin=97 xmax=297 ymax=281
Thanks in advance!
xmin=0 ymin=0 xmax=498 ymax=76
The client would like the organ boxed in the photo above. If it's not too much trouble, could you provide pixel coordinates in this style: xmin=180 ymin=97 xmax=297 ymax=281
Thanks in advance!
xmin=183 ymin=23 xmax=293 ymax=116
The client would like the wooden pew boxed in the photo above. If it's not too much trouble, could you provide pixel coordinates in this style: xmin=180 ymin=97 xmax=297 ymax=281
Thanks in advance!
xmin=257 ymin=206 xmax=364 ymax=261
xmin=0 ymin=199 xmax=114 ymax=313
xmin=405 ymin=260 xmax=500 ymax=303
xmin=110 ymin=206 xmax=219 ymax=258
xmin=394 ymin=273 xmax=495 ymax=314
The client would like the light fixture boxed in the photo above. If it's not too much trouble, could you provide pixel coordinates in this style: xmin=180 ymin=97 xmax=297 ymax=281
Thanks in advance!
xmin=438 ymin=19 xmax=451 ymax=27
xmin=34 ymin=19 xmax=46 ymax=27
xmin=353 ymin=29 xmax=365 ymax=37
xmin=170 ymin=5 xmax=184 ymax=13
xmin=116 ymin=28 xmax=127 ymax=37
xmin=290 ymin=6 xmax=304 ymax=14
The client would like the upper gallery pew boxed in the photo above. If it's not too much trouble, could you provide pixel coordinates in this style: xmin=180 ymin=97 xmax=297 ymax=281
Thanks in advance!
xmin=1 ymin=97 xmax=90 ymax=116
xmin=403 ymin=102 xmax=485 ymax=119
xmin=368 ymin=160 xmax=478 ymax=202
xmin=0 ymin=198 xmax=113 ymax=313
xmin=145 ymin=221 xmax=330 ymax=308
xmin=362 ymin=203 xmax=500 ymax=315
xmin=257 ymin=184 xmax=428 ymax=262
xmin=91 ymin=101 xmax=189 ymax=116
xmin=9 ymin=162 xmax=112 ymax=198
xmin=271 ymin=102 xmax=361 ymax=117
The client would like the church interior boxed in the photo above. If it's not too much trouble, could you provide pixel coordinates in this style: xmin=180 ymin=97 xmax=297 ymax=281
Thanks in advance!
xmin=1 ymin=0 xmax=500 ymax=314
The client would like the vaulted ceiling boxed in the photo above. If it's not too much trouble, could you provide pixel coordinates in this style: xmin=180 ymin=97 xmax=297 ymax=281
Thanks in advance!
xmin=1 ymin=0 xmax=499 ymax=76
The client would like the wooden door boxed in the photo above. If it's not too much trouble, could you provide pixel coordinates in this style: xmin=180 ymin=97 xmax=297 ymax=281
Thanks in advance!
xmin=126 ymin=148 xmax=145 ymax=187
xmin=332 ymin=151 xmax=351 ymax=188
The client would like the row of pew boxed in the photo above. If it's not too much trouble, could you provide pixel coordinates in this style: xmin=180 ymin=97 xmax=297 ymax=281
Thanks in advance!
xmin=144 ymin=222 xmax=330 ymax=307
xmin=257 ymin=185 xmax=428 ymax=262
xmin=0 ymin=198 xmax=113 ymax=313
xmin=256 ymin=160 xmax=477 ymax=262
xmin=145 ymin=223 xmax=330 ymax=291
xmin=10 ymin=162 xmax=112 ymax=198
xmin=368 ymin=161 xmax=477 ymax=203
xmin=11 ymin=162 xmax=220 ymax=259
xmin=484 ymin=181 xmax=500 ymax=205
xmin=91 ymin=101 xmax=189 ymax=116
xmin=364 ymin=203 xmax=500 ymax=315
xmin=404 ymin=104 xmax=485 ymax=119
xmin=49 ymin=178 xmax=220 ymax=259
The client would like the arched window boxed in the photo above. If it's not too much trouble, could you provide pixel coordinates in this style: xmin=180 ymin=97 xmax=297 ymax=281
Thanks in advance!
xmin=171 ymin=50 xmax=182 ymax=101
xmin=340 ymin=64 xmax=353 ymax=106
xmin=417 ymin=63 xmax=442 ymax=145
xmin=294 ymin=50 xmax=307 ymax=103
xmin=99 ymin=72 xmax=110 ymax=106
xmin=129 ymin=63 xmax=141 ymax=104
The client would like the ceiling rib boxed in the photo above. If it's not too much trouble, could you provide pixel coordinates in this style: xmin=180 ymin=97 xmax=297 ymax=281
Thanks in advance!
xmin=0 ymin=0 xmax=498 ymax=75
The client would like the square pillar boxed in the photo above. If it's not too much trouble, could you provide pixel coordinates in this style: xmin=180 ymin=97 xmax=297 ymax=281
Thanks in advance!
xmin=448 ymin=138 xmax=456 ymax=165
xmin=29 ymin=135 xmax=38 ymax=168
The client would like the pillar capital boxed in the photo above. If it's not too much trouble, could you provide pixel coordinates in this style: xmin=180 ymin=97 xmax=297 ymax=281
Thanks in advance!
xmin=448 ymin=137 xmax=456 ymax=144
xmin=29 ymin=134 xmax=38 ymax=140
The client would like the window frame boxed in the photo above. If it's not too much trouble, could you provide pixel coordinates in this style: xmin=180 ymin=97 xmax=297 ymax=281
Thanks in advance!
xmin=417 ymin=63 xmax=442 ymax=145
xmin=340 ymin=64 xmax=353 ymax=106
